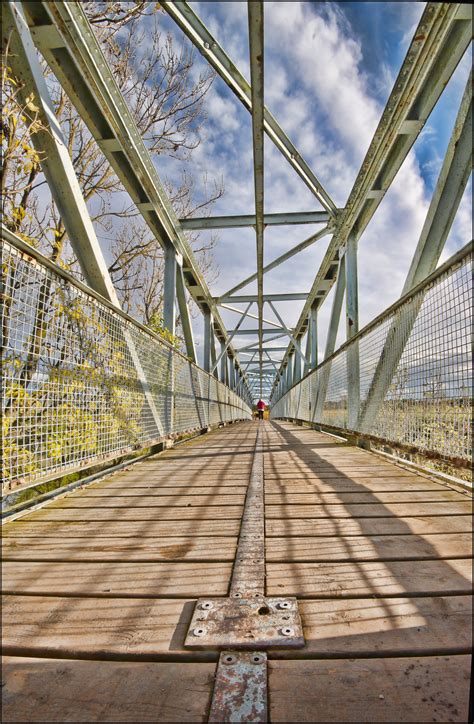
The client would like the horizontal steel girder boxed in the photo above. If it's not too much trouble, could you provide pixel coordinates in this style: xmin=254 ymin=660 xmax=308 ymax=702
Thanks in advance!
xmin=179 ymin=211 xmax=333 ymax=230
xmin=216 ymin=293 xmax=310 ymax=303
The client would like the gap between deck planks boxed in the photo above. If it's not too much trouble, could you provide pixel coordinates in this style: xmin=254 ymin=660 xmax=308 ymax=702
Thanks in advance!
xmin=2 ymin=419 xmax=472 ymax=723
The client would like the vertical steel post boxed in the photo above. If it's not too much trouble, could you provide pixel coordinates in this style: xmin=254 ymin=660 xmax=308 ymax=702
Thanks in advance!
xmin=310 ymin=302 xmax=318 ymax=369
xmin=293 ymin=349 xmax=301 ymax=383
xmin=203 ymin=309 xmax=212 ymax=373
xmin=220 ymin=342 xmax=227 ymax=383
xmin=163 ymin=244 xmax=177 ymax=334
xmin=176 ymin=264 xmax=197 ymax=363
xmin=313 ymin=256 xmax=346 ymax=422
xmin=287 ymin=354 xmax=293 ymax=388
xmin=163 ymin=245 xmax=177 ymax=432
xmin=345 ymin=233 xmax=360 ymax=428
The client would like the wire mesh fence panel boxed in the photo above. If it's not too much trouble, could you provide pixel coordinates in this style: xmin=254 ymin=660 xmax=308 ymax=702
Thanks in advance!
xmin=271 ymin=246 xmax=472 ymax=469
xmin=1 ymin=239 xmax=251 ymax=493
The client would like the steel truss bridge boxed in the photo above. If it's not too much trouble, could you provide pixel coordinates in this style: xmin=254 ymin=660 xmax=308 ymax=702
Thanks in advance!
xmin=1 ymin=2 xmax=473 ymax=723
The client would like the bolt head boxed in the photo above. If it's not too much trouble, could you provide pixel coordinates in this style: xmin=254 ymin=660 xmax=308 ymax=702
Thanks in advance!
xmin=200 ymin=601 xmax=214 ymax=610
xmin=281 ymin=627 xmax=295 ymax=637
xmin=193 ymin=627 xmax=207 ymax=637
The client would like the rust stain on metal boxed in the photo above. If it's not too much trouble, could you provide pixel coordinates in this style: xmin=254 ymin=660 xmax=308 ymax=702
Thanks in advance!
xmin=230 ymin=424 xmax=265 ymax=598
xmin=185 ymin=597 xmax=304 ymax=649
xmin=208 ymin=651 xmax=267 ymax=723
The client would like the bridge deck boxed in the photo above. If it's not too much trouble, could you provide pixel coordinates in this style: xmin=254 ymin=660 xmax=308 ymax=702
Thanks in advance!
xmin=2 ymin=420 xmax=472 ymax=722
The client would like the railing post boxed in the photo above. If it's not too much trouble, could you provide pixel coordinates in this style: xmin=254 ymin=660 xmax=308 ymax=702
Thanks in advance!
xmin=313 ymin=254 xmax=346 ymax=422
xmin=203 ymin=309 xmax=212 ymax=372
xmin=220 ymin=342 xmax=227 ymax=384
xmin=287 ymin=354 xmax=293 ymax=388
xmin=163 ymin=244 xmax=178 ymax=433
xmin=345 ymin=232 xmax=360 ymax=429
xmin=163 ymin=244 xmax=177 ymax=334
xmin=293 ymin=348 xmax=301 ymax=383
xmin=310 ymin=302 xmax=318 ymax=369
xmin=176 ymin=263 xmax=197 ymax=363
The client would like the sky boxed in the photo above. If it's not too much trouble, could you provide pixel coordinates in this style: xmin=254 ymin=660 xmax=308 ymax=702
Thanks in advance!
xmin=150 ymin=2 xmax=471 ymax=378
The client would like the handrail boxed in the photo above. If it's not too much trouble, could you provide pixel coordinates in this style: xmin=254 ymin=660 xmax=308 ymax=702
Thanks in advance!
xmin=271 ymin=243 xmax=472 ymax=469
xmin=1 ymin=230 xmax=252 ymax=493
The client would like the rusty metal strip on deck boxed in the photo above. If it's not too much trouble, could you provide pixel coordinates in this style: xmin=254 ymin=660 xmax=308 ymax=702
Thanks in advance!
xmin=185 ymin=422 xmax=303 ymax=721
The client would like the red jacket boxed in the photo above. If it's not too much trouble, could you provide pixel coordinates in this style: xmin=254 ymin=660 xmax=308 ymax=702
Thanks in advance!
xmin=257 ymin=400 xmax=265 ymax=410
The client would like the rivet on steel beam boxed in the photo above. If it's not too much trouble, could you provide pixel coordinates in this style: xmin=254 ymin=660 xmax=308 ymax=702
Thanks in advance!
xmin=277 ymin=601 xmax=292 ymax=610
xmin=281 ymin=627 xmax=295 ymax=637
xmin=200 ymin=601 xmax=214 ymax=610
xmin=222 ymin=654 xmax=237 ymax=665
xmin=193 ymin=627 xmax=207 ymax=637
xmin=251 ymin=654 xmax=265 ymax=664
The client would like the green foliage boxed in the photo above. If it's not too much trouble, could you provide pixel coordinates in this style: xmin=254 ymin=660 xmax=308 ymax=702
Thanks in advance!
xmin=147 ymin=312 xmax=182 ymax=349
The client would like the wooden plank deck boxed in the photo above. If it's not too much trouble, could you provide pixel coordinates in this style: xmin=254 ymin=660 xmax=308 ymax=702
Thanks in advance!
xmin=2 ymin=420 xmax=472 ymax=722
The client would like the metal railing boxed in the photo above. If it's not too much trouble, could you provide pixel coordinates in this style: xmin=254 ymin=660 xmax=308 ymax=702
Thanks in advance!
xmin=1 ymin=232 xmax=252 ymax=494
xmin=271 ymin=243 xmax=472 ymax=470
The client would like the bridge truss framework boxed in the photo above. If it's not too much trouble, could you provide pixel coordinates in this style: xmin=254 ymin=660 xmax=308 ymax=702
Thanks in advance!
xmin=2 ymin=1 xmax=472 ymax=409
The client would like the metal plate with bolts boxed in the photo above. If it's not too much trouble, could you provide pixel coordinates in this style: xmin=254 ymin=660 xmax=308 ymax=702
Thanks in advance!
xmin=185 ymin=597 xmax=304 ymax=649
xmin=208 ymin=651 xmax=267 ymax=723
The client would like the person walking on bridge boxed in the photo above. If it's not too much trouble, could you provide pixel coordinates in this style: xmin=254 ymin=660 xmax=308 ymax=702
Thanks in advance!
xmin=257 ymin=399 xmax=265 ymax=420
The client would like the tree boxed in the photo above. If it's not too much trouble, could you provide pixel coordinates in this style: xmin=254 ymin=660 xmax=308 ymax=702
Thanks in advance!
xmin=1 ymin=2 xmax=225 ymax=488
xmin=1 ymin=1 xmax=223 ymax=326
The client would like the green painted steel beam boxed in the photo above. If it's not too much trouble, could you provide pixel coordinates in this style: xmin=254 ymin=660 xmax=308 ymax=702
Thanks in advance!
xmin=216 ymin=293 xmax=310 ymax=304
xmin=179 ymin=211 xmax=332 ymax=230
xmin=248 ymin=0 xmax=265 ymax=396
xmin=219 ymin=225 xmax=331 ymax=300
xmin=228 ymin=328 xmax=294 ymax=335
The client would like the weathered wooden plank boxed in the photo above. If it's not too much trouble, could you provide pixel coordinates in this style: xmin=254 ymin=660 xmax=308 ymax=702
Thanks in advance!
xmin=50 ymin=494 xmax=246 ymax=508
xmin=83 ymin=486 xmax=247 ymax=496
xmin=2 ymin=595 xmax=471 ymax=659
xmin=266 ymin=501 xmax=472 ymax=518
xmin=265 ymin=490 xmax=464 ymax=504
xmin=1 ymin=596 xmax=195 ymax=658
xmin=266 ymin=515 xmax=473 ymax=537
xmin=2 ymin=657 xmax=215 ymax=723
xmin=96 ymin=478 xmax=249 ymax=488
xmin=266 ymin=559 xmax=472 ymax=597
xmin=2 ymin=561 xmax=232 ymax=597
xmin=24 ymin=505 xmax=244 ymax=522
xmin=269 ymin=655 xmax=471 ymax=722
xmin=266 ymin=533 xmax=472 ymax=561
xmin=2 ymin=536 xmax=238 ymax=561
xmin=2 ymin=519 xmax=241 ymax=537
xmin=264 ymin=477 xmax=444 ymax=493
xmin=265 ymin=470 xmax=422 ymax=480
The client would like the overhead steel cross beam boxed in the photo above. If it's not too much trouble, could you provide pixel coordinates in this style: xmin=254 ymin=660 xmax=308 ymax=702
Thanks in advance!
xmin=161 ymin=0 xmax=337 ymax=215
xmin=22 ymin=1 xmax=251 ymax=399
xmin=179 ymin=211 xmax=332 ymax=230
xmin=219 ymin=225 xmax=331 ymax=300
xmin=248 ymin=1 xmax=265 ymax=398
xmin=270 ymin=2 xmax=473 ymax=399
